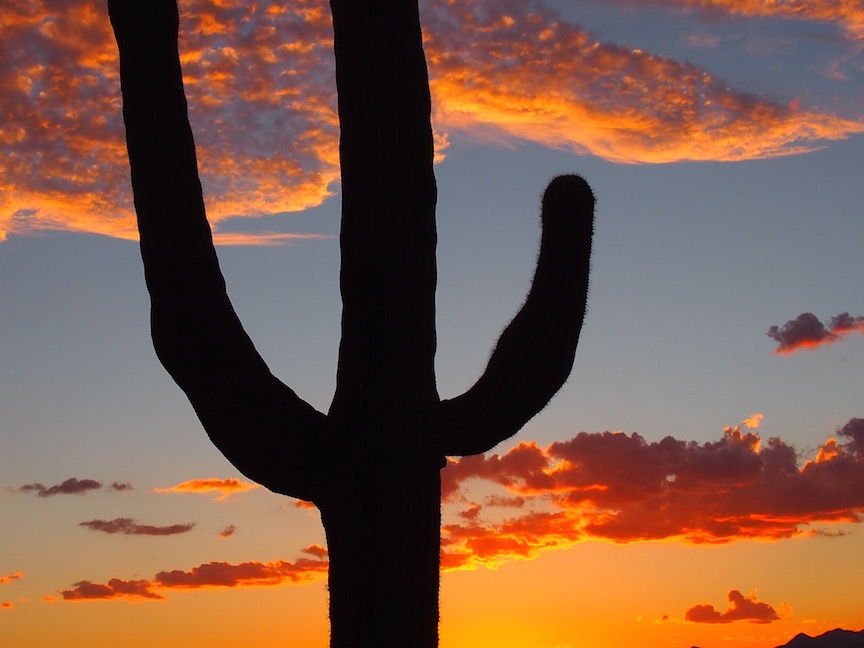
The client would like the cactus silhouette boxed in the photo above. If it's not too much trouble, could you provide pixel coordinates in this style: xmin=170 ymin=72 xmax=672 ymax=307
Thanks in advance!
xmin=108 ymin=1 xmax=593 ymax=646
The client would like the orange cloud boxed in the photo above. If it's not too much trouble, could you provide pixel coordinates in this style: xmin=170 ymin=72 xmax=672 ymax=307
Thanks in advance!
xmin=423 ymin=0 xmax=864 ymax=165
xmin=3 ymin=1 xmax=862 ymax=243
xmin=0 ymin=572 xmax=23 ymax=585
xmin=79 ymin=518 xmax=196 ymax=536
xmin=153 ymin=477 xmax=258 ymax=501
xmin=742 ymin=413 xmax=764 ymax=429
xmin=441 ymin=418 xmax=864 ymax=567
xmin=768 ymin=312 xmax=864 ymax=354
xmin=1 ymin=602 xmax=13 ymax=610
xmin=685 ymin=589 xmax=782 ymax=624
xmin=1 ymin=0 xmax=339 ymax=244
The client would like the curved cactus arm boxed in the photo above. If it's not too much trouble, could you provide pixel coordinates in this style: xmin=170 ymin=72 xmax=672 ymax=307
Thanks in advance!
xmin=109 ymin=0 xmax=326 ymax=500
xmin=430 ymin=175 xmax=594 ymax=457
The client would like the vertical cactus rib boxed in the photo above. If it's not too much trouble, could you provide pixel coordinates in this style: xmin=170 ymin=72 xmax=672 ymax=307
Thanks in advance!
xmin=328 ymin=0 xmax=439 ymax=427
xmin=430 ymin=175 xmax=594 ymax=457
xmin=108 ymin=0 xmax=326 ymax=500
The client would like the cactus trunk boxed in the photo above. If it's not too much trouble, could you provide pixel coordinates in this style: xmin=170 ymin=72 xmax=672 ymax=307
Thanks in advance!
xmin=108 ymin=0 xmax=593 ymax=645
xmin=320 ymin=454 xmax=441 ymax=647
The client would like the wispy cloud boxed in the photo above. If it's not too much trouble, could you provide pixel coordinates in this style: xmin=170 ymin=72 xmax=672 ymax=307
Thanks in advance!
xmin=423 ymin=0 xmax=863 ymax=165
xmin=612 ymin=0 xmax=864 ymax=39
xmin=3 ymin=0 xmax=862 ymax=243
xmin=1 ymin=575 xmax=22 ymax=609
xmin=218 ymin=525 xmax=237 ymax=539
xmin=0 ymin=0 xmax=339 ymax=244
xmin=768 ymin=312 xmax=864 ymax=354
xmin=1 ymin=572 xmax=23 ymax=585
xmin=60 ymin=553 xmax=329 ymax=601
xmin=154 ymin=557 xmax=328 ymax=589
xmin=18 ymin=477 xmax=102 ymax=498
xmin=153 ymin=478 xmax=259 ymax=501
xmin=108 ymin=482 xmax=133 ymax=492
xmin=79 ymin=518 xmax=195 ymax=536
xmin=685 ymin=589 xmax=782 ymax=624
xmin=440 ymin=417 xmax=864 ymax=569
xmin=61 ymin=578 xmax=165 ymax=601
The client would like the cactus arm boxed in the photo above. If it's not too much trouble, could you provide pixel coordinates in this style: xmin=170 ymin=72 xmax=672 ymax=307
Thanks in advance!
xmin=108 ymin=0 xmax=326 ymax=500
xmin=430 ymin=175 xmax=594 ymax=457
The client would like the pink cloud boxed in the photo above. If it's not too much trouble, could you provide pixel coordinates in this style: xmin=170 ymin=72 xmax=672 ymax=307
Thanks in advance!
xmin=768 ymin=312 xmax=864 ymax=354
xmin=685 ymin=589 xmax=782 ymax=624
xmin=79 ymin=518 xmax=196 ymax=536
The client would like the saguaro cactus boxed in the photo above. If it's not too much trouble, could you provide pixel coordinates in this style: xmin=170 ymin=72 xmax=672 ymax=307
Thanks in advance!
xmin=108 ymin=1 xmax=594 ymax=646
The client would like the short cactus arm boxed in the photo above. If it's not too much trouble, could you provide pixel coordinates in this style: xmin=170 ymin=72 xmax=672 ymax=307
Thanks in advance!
xmin=430 ymin=175 xmax=594 ymax=457
xmin=108 ymin=0 xmax=326 ymax=499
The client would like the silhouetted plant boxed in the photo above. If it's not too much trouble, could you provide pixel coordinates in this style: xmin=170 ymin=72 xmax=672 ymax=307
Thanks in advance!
xmin=108 ymin=1 xmax=593 ymax=646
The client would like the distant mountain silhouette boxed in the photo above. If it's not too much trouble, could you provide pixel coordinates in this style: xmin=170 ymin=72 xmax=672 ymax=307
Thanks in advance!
xmin=777 ymin=628 xmax=864 ymax=648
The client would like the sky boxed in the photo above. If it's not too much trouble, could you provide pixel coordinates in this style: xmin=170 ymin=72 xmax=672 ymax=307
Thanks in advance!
xmin=1 ymin=0 xmax=863 ymax=646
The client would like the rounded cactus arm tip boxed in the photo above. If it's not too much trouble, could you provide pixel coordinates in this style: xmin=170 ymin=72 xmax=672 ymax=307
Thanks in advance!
xmin=430 ymin=174 xmax=594 ymax=457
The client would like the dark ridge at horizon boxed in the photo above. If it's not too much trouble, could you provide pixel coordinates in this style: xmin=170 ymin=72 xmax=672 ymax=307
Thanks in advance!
xmin=776 ymin=628 xmax=864 ymax=648
xmin=691 ymin=628 xmax=864 ymax=648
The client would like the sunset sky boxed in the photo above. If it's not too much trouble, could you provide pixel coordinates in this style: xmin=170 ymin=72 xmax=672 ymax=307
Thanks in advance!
xmin=2 ymin=1 xmax=863 ymax=647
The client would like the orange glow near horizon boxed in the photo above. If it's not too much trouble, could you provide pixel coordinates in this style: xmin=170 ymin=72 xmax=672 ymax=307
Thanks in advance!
xmin=3 ymin=0 xmax=863 ymax=244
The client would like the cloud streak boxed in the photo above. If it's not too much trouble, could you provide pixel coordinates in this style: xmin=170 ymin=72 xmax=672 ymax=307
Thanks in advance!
xmin=614 ymin=0 xmax=864 ymax=39
xmin=61 ymin=578 xmax=166 ymax=601
xmin=768 ymin=312 xmax=864 ymax=354
xmin=18 ymin=477 xmax=102 ymax=498
xmin=153 ymin=477 xmax=259 ymax=501
xmin=423 ymin=0 xmax=863 ymax=165
xmin=1 ymin=572 xmax=23 ymax=585
xmin=685 ymin=589 xmax=782 ymax=624
xmin=79 ymin=518 xmax=196 ymax=536
xmin=3 ymin=0 xmax=862 ymax=243
xmin=440 ymin=417 xmax=864 ymax=569
xmin=60 ymin=553 xmax=329 ymax=601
